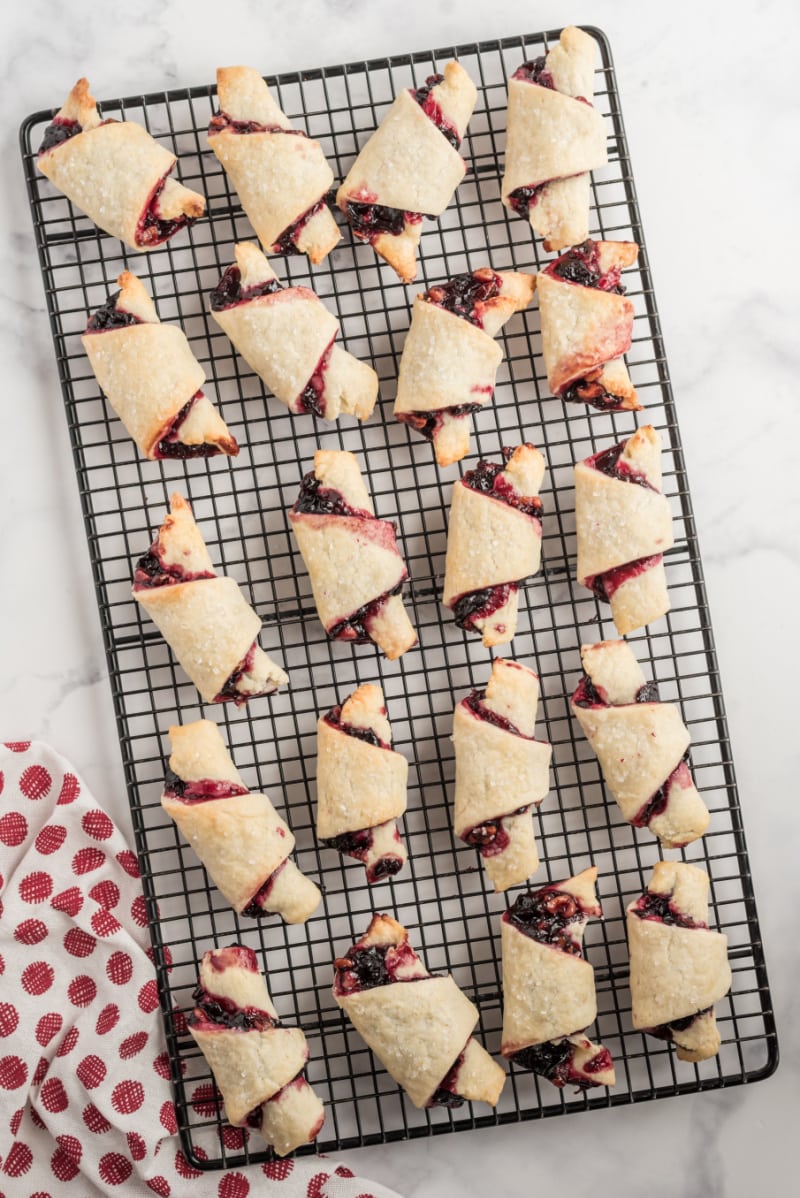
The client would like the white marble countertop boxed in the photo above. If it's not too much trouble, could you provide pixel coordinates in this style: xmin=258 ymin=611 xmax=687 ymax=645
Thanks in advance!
xmin=2 ymin=1 xmax=796 ymax=1194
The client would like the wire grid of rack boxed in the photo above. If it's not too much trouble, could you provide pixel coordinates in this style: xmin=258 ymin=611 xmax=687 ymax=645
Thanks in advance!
xmin=20 ymin=25 xmax=776 ymax=1170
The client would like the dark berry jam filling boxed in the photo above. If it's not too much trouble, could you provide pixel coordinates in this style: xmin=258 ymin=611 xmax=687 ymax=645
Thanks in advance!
xmin=649 ymin=1006 xmax=711 ymax=1041
xmin=213 ymin=641 xmax=258 ymax=704
xmin=452 ymin=583 xmax=514 ymax=632
xmin=513 ymin=57 xmax=555 ymax=89
xmin=132 ymin=548 xmax=215 ymax=591
xmin=240 ymin=860 xmax=287 ymax=918
xmin=210 ymin=264 xmax=281 ymax=311
xmin=162 ymin=767 xmax=248 ymax=803
xmin=561 ymin=378 xmax=626 ymax=410
xmin=513 ymin=1039 xmax=573 ymax=1084
xmin=462 ymin=453 xmax=544 ymax=519
xmin=324 ymin=708 xmax=389 ymax=750
xmin=636 ymin=681 xmax=660 ymax=703
xmin=296 ymin=339 xmax=334 ymax=418
xmin=38 ymin=116 xmax=82 ymax=156
xmin=588 ymin=442 xmax=654 ymax=490
xmin=506 ymin=888 xmax=584 ymax=954
xmin=208 ymin=112 xmax=307 ymax=137
xmin=398 ymin=403 xmax=482 ymax=443
xmin=410 ymin=74 xmax=461 ymax=150
xmin=587 ymin=553 xmax=663 ymax=604
xmin=463 ymin=689 xmax=526 ymax=737
xmin=547 ymin=240 xmax=625 ymax=294
xmin=190 ymin=986 xmax=276 ymax=1032
xmin=571 ymin=675 xmax=606 ymax=708
xmin=632 ymin=892 xmax=704 ymax=929
xmin=271 ymin=197 xmax=326 ymax=255
xmin=136 ymin=176 xmax=193 ymax=249
xmin=153 ymin=392 xmax=223 ymax=460
xmin=323 ymin=827 xmax=373 ymax=855
xmin=346 ymin=201 xmax=422 ymax=242
xmin=370 ymin=856 xmax=404 ymax=881
xmin=85 ymin=291 xmax=143 ymax=333
xmin=507 ymin=182 xmax=549 ymax=215
xmin=427 ymin=1051 xmax=466 ymax=1108
xmin=424 ymin=269 xmax=502 ymax=328
xmin=327 ymin=580 xmax=405 ymax=643
xmin=293 ymin=472 xmax=370 ymax=519
xmin=632 ymin=751 xmax=690 ymax=829
xmin=335 ymin=945 xmax=391 ymax=991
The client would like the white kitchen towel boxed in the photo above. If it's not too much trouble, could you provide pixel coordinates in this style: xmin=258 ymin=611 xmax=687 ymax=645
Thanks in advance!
xmin=0 ymin=741 xmax=400 ymax=1198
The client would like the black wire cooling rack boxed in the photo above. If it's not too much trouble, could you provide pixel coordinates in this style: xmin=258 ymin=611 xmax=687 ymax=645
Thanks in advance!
xmin=20 ymin=25 xmax=777 ymax=1170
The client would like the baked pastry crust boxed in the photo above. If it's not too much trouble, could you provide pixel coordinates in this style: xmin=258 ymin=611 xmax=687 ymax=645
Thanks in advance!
xmin=538 ymin=239 xmax=641 ymax=411
xmin=132 ymin=493 xmax=288 ymax=704
xmin=572 ymin=640 xmax=710 ymax=847
xmin=501 ymin=27 xmax=607 ymax=250
xmin=442 ymin=444 xmax=545 ymax=646
xmin=453 ymin=659 xmax=551 ymax=891
xmin=333 ymin=914 xmax=505 ymax=1109
xmin=394 ymin=269 xmax=535 ymax=466
xmin=208 ymin=66 xmax=339 ymax=264
xmin=316 ymin=684 xmax=408 ymax=882
xmin=37 ymin=78 xmax=204 ymax=251
xmin=336 ymin=61 xmax=477 ymax=281
xmin=82 ymin=272 xmax=238 ymax=460
xmin=501 ymin=868 xmax=615 ymax=1090
xmin=575 ymin=425 xmax=674 ymax=634
xmin=627 ymin=862 xmax=731 ymax=1061
xmin=211 ymin=242 xmax=378 ymax=421
xmin=289 ymin=450 xmax=417 ymax=659
xmin=162 ymin=720 xmax=320 ymax=922
xmin=189 ymin=946 xmax=325 ymax=1155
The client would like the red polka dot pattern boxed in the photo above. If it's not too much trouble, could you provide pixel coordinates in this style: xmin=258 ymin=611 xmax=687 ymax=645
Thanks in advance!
xmin=263 ymin=1159 xmax=295 ymax=1180
xmin=131 ymin=894 xmax=148 ymax=926
xmin=56 ymin=1026 xmax=79 ymax=1057
xmin=51 ymin=886 xmax=83 ymax=916
xmin=10 ymin=1106 xmax=23 ymax=1136
xmin=82 ymin=809 xmax=114 ymax=840
xmin=4 ymin=740 xmax=31 ymax=751
xmin=22 ymin=961 xmax=55 ymax=996
xmin=15 ymin=917 xmax=48 ymax=944
xmin=40 ymin=1077 xmax=69 ymax=1113
xmin=89 ymin=879 xmax=120 ymax=908
xmin=35 ymin=1013 xmax=63 ymax=1047
xmin=116 ymin=849 xmax=140 ymax=877
xmin=19 ymin=871 xmax=53 ymax=903
xmin=138 ymin=979 xmax=159 ymax=1013
xmin=127 ymin=1131 xmax=146 ymax=1161
xmin=91 ymin=908 xmax=122 ymax=937
xmin=96 ymin=1003 xmax=120 ymax=1036
xmin=99 ymin=1151 xmax=133 ymax=1186
xmin=153 ymin=1051 xmax=172 ymax=1079
xmin=82 ymin=1102 xmax=112 ymax=1134
xmin=50 ymin=1144 xmax=80 ymax=1182
xmin=119 ymin=1031 xmax=149 ymax=1059
xmin=146 ymin=1177 xmax=171 ymax=1196
xmin=35 ymin=824 xmax=67 ymax=855
xmin=67 ymin=975 xmax=97 ymax=1007
xmin=64 ymin=927 xmax=96 ymax=958
xmin=112 ymin=1079 xmax=145 ymax=1114
xmin=221 ymin=1125 xmax=248 ymax=1151
xmin=159 ymin=1100 xmax=178 ymax=1134
xmin=0 ymin=811 xmax=28 ymax=845
xmin=20 ymin=764 xmax=52 ymax=799
xmin=32 ymin=1054 xmax=50 ymax=1084
xmin=72 ymin=846 xmax=106 ymax=875
xmin=3 ymin=1141 xmax=33 ymax=1177
xmin=107 ymin=950 xmax=133 ymax=986
xmin=0 ymin=1055 xmax=28 ymax=1089
xmin=56 ymin=772 xmax=80 ymax=804
xmin=76 ymin=1054 xmax=107 ymax=1089
xmin=219 ymin=1173 xmax=250 ymax=1198
xmin=191 ymin=1082 xmax=218 ymax=1116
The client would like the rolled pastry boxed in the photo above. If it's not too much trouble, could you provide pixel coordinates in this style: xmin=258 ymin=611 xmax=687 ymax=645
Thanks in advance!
xmin=571 ymin=639 xmax=710 ymax=848
xmin=538 ymin=239 xmax=641 ymax=411
xmin=188 ymin=946 xmax=325 ymax=1155
xmin=333 ymin=914 xmax=506 ymax=1109
xmin=132 ymin=493 xmax=288 ymax=705
xmin=210 ymin=242 xmax=378 ymax=422
xmin=162 ymin=720 xmax=320 ymax=922
xmin=82 ymin=272 xmax=238 ymax=461
xmin=394 ymin=268 xmax=535 ymax=466
xmin=453 ymin=659 xmax=552 ymax=891
xmin=501 ymin=867 xmax=616 ymax=1089
xmin=627 ymin=862 xmax=731 ymax=1061
xmin=208 ymin=66 xmax=340 ymax=264
xmin=337 ymin=60 xmax=477 ymax=282
xmin=501 ymin=26 xmax=607 ymax=251
xmin=37 ymin=78 xmax=204 ymax=251
xmin=289 ymin=450 xmax=417 ymax=660
xmin=442 ymin=444 xmax=546 ymax=646
xmin=575 ymin=425 xmax=674 ymax=635
xmin=316 ymin=684 xmax=408 ymax=883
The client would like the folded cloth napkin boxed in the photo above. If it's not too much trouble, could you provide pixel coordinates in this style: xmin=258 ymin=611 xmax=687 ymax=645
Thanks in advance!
xmin=0 ymin=741 xmax=401 ymax=1198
